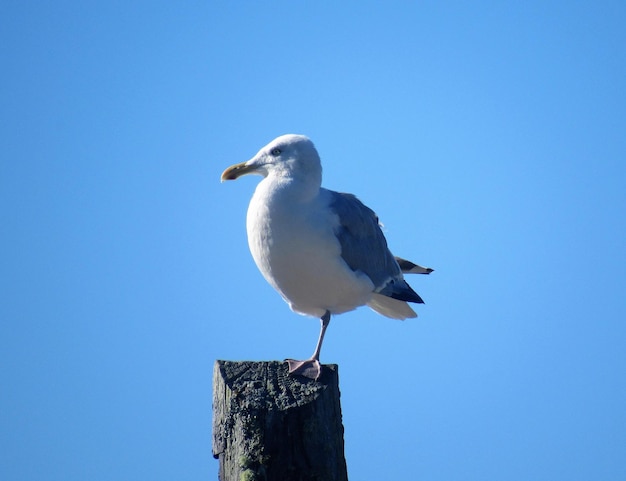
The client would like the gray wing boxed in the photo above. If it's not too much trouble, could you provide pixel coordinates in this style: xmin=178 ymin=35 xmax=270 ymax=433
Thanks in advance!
xmin=328 ymin=191 xmax=424 ymax=304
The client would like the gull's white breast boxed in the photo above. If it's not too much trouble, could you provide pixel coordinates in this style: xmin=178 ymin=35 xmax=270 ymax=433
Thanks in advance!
xmin=246 ymin=178 xmax=374 ymax=318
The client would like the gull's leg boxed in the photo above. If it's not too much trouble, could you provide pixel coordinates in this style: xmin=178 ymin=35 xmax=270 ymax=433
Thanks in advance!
xmin=286 ymin=311 xmax=331 ymax=380
xmin=310 ymin=310 xmax=331 ymax=361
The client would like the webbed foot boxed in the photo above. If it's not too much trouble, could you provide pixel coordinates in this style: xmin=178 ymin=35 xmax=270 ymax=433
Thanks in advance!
xmin=286 ymin=359 xmax=322 ymax=380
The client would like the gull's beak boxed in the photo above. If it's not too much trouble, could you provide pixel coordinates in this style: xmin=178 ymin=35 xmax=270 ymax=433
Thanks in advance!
xmin=220 ymin=161 xmax=257 ymax=182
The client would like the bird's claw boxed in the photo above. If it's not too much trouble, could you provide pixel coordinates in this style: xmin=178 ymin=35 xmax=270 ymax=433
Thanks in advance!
xmin=286 ymin=359 xmax=322 ymax=380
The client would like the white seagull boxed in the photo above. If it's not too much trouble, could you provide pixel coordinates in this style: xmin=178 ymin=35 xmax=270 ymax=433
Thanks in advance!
xmin=221 ymin=134 xmax=432 ymax=379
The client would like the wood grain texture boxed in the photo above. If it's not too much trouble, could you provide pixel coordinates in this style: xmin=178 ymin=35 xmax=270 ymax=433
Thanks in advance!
xmin=213 ymin=360 xmax=348 ymax=481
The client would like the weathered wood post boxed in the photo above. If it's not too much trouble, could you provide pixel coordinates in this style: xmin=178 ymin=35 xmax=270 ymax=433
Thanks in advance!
xmin=212 ymin=360 xmax=348 ymax=481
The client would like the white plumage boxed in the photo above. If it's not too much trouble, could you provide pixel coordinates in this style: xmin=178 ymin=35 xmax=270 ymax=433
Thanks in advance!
xmin=221 ymin=134 xmax=432 ymax=379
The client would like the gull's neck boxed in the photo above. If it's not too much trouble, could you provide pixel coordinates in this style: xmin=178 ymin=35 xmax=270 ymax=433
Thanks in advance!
xmin=262 ymin=169 xmax=322 ymax=203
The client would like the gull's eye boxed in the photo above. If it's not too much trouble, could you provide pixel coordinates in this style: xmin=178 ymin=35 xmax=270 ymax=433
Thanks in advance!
xmin=270 ymin=148 xmax=282 ymax=156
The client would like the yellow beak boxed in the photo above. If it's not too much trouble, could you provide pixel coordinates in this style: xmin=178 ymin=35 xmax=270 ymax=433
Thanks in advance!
xmin=220 ymin=161 xmax=258 ymax=181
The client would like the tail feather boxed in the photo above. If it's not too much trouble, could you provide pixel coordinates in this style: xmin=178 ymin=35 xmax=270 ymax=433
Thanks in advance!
xmin=367 ymin=294 xmax=417 ymax=320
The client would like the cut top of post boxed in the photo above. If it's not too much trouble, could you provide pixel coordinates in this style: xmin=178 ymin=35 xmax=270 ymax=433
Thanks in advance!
xmin=212 ymin=360 xmax=348 ymax=481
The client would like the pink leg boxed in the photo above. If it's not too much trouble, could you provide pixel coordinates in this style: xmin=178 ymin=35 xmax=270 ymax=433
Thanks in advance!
xmin=286 ymin=311 xmax=331 ymax=380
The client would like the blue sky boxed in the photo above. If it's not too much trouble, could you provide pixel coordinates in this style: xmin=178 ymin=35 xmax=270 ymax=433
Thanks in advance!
xmin=2 ymin=1 xmax=625 ymax=480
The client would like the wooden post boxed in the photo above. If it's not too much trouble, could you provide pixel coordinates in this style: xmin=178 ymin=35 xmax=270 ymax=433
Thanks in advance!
xmin=212 ymin=360 xmax=348 ymax=481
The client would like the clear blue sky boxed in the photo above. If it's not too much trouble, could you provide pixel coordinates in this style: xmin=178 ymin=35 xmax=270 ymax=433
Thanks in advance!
xmin=2 ymin=1 xmax=625 ymax=480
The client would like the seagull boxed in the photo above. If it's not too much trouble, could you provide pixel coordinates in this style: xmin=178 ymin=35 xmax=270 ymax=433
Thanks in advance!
xmin=221 ymin=134 xmax=432 ymax=380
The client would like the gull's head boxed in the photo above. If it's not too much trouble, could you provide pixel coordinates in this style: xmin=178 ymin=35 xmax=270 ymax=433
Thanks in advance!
xmin=221 ymin=134 xmax=321 ymax=183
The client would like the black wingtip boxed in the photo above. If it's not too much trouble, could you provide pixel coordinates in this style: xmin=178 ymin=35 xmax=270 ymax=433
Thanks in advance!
xmin=395 ymin=257 xmax=434 ymax=275
xmin=387 ymin=281 xmax=425 ymax=304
